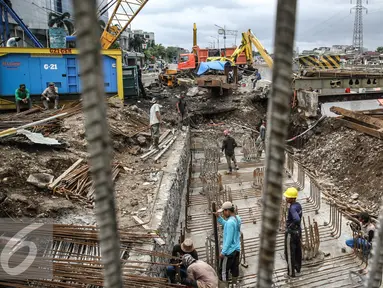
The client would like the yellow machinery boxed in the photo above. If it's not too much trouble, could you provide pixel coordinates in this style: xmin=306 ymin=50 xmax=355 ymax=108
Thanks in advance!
xmin=207 ymin=29 xmax=274 ymax=69
xmin=100 ymin=0 xmax=149 ymax=49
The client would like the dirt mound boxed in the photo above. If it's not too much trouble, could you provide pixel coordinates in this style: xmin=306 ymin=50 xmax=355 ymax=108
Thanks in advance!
xmin=295 ymin=118 xmax=383 ymax=214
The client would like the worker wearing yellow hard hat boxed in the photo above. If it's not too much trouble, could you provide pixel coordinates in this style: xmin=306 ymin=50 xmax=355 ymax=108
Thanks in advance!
xmin=283 ymin=187 xmax=302 ymax=278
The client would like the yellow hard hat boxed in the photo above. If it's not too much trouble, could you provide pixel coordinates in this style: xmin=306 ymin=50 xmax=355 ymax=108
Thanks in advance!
xmin=284 ymin=187 xmax=298 ymax=199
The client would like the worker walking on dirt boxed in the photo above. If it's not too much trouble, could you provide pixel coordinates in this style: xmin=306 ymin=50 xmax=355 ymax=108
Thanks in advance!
xmin=137 ymin=65 xmax=147 ymax=98
xmin=167 ymin=239 xmax=198 ymax=283
xmin=284 ymin=187 xmax=303 ymax=278
xmin=150 ymin=97 xmax=162 ymax=149
xmin=252 ymin=69 xmax=261 ymax=89
xmin=41 ymin=82 xmax=59 ymax=110
xmin=214 ymin=201 xmax=241 ymax=285
xmin=256 ymin=120 xmax=266 ymax=158
xmin=222 ymin=130 xmax=239 ymax=174
xmin=345 ymin=212 xmax=375 ymax=251
xmin=181 ymin=254 xmax=219 ymax=288
xmin=176 ymin=94 xmax=187 ymax=130
xmin=15 ymin=84 xmax=32 ymax=113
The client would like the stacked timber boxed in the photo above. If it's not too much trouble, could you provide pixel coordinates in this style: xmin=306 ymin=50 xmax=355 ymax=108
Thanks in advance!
xmin=330 ymin=106 xmax=383 ymax=139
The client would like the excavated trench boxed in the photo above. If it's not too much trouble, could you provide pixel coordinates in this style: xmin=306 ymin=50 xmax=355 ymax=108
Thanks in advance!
xmin=146 ymin=128 xmax=372 ymax=287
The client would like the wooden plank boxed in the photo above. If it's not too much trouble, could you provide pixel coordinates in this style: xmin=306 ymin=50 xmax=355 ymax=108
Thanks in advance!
xmin=132 ymin=216 xmax=165 ymax=246
xmin=49 ymin=159 xmax=83 ymax=190
xmin=330 ymin=106 xmax=383 ymax=129
xmin=154 ymin=136 xmax=177 ymax=161
xmin=336 ymin=118 xmax=383 ymax=139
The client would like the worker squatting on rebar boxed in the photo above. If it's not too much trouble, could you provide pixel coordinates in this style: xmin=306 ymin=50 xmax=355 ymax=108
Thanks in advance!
xmin=213 ymin=201 xmax=242 ymax=285
xmin=149 ymin=97 xmax=162 ymax=150
xmin=345 ymin=212 xmax=376 ymax=255
xmin=284 ymin=187 xmax=303 ymax=278
xmin=181 ymin=254 xmax=219 ymax=288
xmin=221 ymin=130 xmax=239 ymax=174
xmin=166 ymin=239 xmax=199 ymax=283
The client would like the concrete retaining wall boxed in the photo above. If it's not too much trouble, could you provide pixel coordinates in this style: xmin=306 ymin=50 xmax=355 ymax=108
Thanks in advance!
xmin=129 ymin=129 xmax=191 ymax=276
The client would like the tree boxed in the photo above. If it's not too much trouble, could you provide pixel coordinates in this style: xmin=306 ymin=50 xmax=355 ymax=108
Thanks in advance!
xmin=48 ymin=12 xmax=74 ymax=35
xmin=376 ymin=47 xmax=383 ymax=53
xmin=166 ymin=46 xmax=179 ymax=62
xmin=128 ymin=34 xmax=144 ymax=52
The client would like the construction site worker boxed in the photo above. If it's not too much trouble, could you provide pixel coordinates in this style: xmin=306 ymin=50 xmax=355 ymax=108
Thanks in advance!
xmin=6 ymin=37 xmax=21 ymax=47
xmin=176 ymin=94 xmax=187 ymax=130
xmin=181 ymin=254 xmax=219 ymax=288
xmin=136 ymin=64 xmax=147 ymax=98
xmin=222 ymin=130 xmax=239 ymax=174
xmin=214 ymin=201 xmax=241 ymax=284
xmin=346 ymin=212 xmax=375 ymax=251
xmin=252 ymin=68 xmax=261 ymax=89
xmin=255 ymin=120 xmax=266 ymax=158
xmin=167 ymin=239 xmax=198 ymax=283
xmin=15 ymin=84 xmax=32 ymax=113
xmin=41 ymin=82 xmax=59 ymax=110
xmin=284 ymin=187 xmax=303 ymax=278
xmin=149 ymin=97 xmax=161 ymax=149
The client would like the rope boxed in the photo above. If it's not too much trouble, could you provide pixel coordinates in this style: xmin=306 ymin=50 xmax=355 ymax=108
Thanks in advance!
xmin=72 ymin=0 xmax=123 ymax=287
xmin=256 ymin=1 xmax=298 ymax=287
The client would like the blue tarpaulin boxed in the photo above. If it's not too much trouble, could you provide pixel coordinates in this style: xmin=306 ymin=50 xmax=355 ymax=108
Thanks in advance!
xmin=197 ymin=61 xmax=230 ymax=76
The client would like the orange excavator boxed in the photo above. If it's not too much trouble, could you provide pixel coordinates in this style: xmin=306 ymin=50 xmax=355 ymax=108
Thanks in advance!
xmin=178 ymin=24 xmax=273 ymax=71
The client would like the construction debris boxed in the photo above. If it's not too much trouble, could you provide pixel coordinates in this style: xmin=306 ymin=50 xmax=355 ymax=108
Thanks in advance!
xmin=53 ymin=163 xmax=123 ymax=203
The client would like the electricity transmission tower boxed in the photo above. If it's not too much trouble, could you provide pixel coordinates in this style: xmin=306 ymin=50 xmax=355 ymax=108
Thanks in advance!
xmin=350 ymin=0 xmax=368 ymax=52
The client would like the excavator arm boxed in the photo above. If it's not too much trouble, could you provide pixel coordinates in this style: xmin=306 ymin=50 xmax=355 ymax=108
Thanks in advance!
xmin=101 ymin=0 xmax=149 ymax=49
xmin=248 ymin=29 xmax=273 ymax=68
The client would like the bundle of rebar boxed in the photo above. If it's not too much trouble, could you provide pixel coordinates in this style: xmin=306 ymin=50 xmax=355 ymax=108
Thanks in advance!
xmin=54 ymin=163 xmax=122 ymax=203
xmin=0 ymin=223 xmax=182 ymax=288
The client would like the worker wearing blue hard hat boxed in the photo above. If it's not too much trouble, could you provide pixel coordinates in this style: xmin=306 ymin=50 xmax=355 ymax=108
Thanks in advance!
xmin=284 ymin=187 xmax=302 ymax=278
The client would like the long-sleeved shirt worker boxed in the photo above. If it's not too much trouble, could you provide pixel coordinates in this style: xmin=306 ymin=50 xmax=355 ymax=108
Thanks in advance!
xmin=217 ymin=215 xmax=241 ymax=256
xmin=221 ymin=136 xmax=237 ymax=157
xmin=42 ymin=87 xmax=59 ymax=98
xmin=286 ymin=202 xmax=302 ymax=231
xmin=15 ymin=89 xmax=30 ymax=101
xmin=187 ymin=260 xmax=219 ymax=288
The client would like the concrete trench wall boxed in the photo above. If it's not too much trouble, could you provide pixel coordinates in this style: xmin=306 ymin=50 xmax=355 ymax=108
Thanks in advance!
xmin=143 ymin=129 xmax=191 ymax=276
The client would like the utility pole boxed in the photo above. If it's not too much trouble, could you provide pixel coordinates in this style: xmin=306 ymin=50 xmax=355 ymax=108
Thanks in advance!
xmin=351 ymin=0 xmax=368 ymax=52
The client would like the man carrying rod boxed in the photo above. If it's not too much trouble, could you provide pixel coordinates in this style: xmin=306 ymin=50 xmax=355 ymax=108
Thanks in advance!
xmin=284 ymin=187 xmax=302 ymax=278
xmin=214 ymin=201 xmax=241 ymax=285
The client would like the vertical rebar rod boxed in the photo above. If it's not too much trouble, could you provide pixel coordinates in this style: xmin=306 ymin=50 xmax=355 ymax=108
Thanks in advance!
xmin=256 ymin=0 xmax=297 ymax=287
xmin=212 ymin=202 xmax=220 ymax=272
xmin=71 ymin=0 xmax=123 ymax=287
xmin=366 ymin=199 xmax=383 ymax=288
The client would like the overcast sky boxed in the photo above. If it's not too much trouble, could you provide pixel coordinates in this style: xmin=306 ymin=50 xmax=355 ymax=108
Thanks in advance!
xmin=125 ymin=0 xmax=383 ymax=52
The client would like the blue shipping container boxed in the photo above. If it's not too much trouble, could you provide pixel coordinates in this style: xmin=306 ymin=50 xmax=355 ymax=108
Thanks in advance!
xmin=0 ymin=53 xmax=117 ymax=97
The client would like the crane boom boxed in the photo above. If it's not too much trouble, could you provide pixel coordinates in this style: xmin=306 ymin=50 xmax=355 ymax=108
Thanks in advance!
xmin=101 ymin=0 xmax=149 ymax=49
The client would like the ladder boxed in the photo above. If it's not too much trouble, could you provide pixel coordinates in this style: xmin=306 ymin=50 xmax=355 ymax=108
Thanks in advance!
xmin=0 ymin=0 xmax=43 ymax=47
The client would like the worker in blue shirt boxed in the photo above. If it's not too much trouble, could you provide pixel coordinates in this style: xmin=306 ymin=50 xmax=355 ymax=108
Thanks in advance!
xmin=214 ymin=201 xmax=241 ymax=284
xmin=252 ymin=68 xmax=261 ymax=89
xmin=284 ymin=187 xmax=302 ymax=278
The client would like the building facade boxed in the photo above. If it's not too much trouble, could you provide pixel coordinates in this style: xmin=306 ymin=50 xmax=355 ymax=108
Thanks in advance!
xmin=1 ymin=0 xmax=108 ymax=47
xmin=119 ymin=28 xmax=155 ymax=51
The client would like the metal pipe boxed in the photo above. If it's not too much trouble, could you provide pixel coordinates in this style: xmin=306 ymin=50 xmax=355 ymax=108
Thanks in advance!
xmin=256 ymin=0 xmax=297 ymax=287
xmin=71 ymin=0 xmax=123 ymax=287
xmin=212 ymin=202 xmax=220 ymax=272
